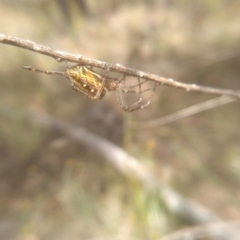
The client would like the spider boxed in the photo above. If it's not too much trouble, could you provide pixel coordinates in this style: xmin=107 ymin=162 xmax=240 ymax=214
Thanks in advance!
xmin=23 ymin=64 xmax=157 ymax=112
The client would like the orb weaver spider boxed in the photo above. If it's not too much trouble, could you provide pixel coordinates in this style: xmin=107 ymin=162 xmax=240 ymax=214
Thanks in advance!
xmin=23 ymin=64 xmax=158 ymax=112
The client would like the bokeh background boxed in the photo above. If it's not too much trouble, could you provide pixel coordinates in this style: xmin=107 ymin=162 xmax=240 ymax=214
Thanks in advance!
xmin=0 ymin=0 xmax=240 ymax=239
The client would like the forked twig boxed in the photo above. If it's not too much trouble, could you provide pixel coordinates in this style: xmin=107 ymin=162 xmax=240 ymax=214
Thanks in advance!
xmin=0 ymin=33 xmax=240 ymax=100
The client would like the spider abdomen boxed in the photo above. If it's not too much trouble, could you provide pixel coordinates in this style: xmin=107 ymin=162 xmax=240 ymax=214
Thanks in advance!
xmin=67 ymin=65 xmax=107 ymax=100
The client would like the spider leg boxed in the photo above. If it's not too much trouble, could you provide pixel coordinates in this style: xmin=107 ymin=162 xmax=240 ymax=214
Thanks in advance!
xmin=93 ymin=66 xmax=109 ymax=99
xmin=64 ymin=60 xmax=68 ymax=69
xmin=116 ymin=78 xmax=158 ymax=112
xmin=121 ymin=86 xmax=157 ymax=94
xmin=116 ymin=77 xmax=144 ymax=112
xmin=22 ymin=66 xmax=65 ymax=77
xmin=123 ymin=79 xmax=148 ymax=89
xmin=94 ymin=76 xmax=106 ymax=99
xmin=120 ymin=78 xmax=158 ymax=94
xmin=99 ymin=64 xmax=113 ymax=98
xmin=132 ymin=81 xmax=158 ymax=110
xmin=120 ymin=77 xmax=157 ymax=93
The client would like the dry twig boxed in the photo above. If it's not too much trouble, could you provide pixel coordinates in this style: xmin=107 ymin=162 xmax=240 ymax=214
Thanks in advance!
xmin=27 ymin=111 xmax=220 ymax=225
xmin=161 ymin=220 xmax=240 ymax=240
xmin=0 ymin=33 xmax=240 ymax=100
xmin=128 ymin=96 xmax=236 ymax=128
xmin=1 ymin=103 xmax=240 ymax=237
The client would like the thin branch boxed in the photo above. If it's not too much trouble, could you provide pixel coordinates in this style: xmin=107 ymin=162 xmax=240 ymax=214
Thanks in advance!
xmin=128 ymin=96 xmax=236 ymax=129
xmin=161 ymin=220 xmax=240 ymax=240
xmin=27 ymin=111 xmax=220 ymax=224
xmin=0 ymin=104 xmax=220 ymax=224
xmin=0 ymin=33 xmax=240 ymax=100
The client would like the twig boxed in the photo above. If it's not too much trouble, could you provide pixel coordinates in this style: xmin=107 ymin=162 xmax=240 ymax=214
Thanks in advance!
xmin=0 ymin=33 xmax=240 ymax=99
xmin=161 ymin=220 xmax=240 ymax=240
xmin=27 ymin=111 xmax=220 ymax=224
xmin=128 ymin=96 xmax=236 ymax=129
xmin=1 ymin=106 xmax=240 ymax=239
xmin=4 ymin=104 xmax=240 ymax=229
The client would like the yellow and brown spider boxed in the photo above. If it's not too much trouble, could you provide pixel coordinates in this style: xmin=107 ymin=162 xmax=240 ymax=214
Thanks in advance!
xmin=23 ymin=64 xmax=157 ymax=112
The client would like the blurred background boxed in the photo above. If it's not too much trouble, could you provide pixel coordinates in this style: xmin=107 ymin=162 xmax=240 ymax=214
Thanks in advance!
xmin=0 ymin=0 xmax=240 ymax=239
